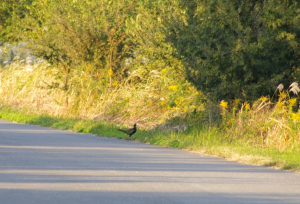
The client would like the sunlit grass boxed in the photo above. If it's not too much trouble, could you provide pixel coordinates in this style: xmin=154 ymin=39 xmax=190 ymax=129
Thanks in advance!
xmin=0 ymin=61 xmax=204 ymax=129
xmin=0 ymin=61 xmax=300 ymax=172
xmin=219 ymin=88 xmax=300 ymax=152
xmin=0 ymin=103 xmax=299 ymax=172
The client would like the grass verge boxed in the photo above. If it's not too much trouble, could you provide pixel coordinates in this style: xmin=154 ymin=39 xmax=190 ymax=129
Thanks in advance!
xmin=0 ymin=104 xmax=299 ymax=172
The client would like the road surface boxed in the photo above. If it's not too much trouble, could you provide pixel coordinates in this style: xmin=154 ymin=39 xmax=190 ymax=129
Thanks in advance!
xmin=0 ymin=119 xmax=299 ymax=204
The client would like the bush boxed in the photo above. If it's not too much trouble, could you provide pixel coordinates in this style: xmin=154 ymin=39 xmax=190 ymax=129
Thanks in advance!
xmin=167 ymin=0 xmax=300 ymax=101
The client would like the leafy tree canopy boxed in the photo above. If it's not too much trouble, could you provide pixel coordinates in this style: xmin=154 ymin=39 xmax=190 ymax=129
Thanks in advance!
xmin=0 ymin=0 xmax=32 ymax=41
xmin=167 ymin=0 xmax=300 ymax=101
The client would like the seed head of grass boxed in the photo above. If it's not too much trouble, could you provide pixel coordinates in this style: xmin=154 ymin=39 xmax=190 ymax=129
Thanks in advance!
xmin=289 ymin=82 xmax=300 ymax=95
xmin=277 ymin=84 xmax=284 ymax=92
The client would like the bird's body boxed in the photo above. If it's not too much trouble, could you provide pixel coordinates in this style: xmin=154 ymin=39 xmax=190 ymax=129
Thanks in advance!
xmin=117 ymin=124 xmax=137 ymax=137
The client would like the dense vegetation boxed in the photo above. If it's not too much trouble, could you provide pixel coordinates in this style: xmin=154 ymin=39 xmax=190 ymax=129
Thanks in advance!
xmin=167 ymin=0 xmax=300 ymax=101
xmin=0 ymin=0 xmax=300 ymax=170
xmin=1 ymin=0 xmax=300 ymax=101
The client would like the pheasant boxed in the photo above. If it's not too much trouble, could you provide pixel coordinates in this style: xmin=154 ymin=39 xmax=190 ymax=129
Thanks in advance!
xmin=117 ymin=124 xmax=137 ymax=137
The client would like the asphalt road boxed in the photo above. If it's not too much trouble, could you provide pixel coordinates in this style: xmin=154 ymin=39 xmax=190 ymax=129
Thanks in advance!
xmin=0 ymin=119 xmax=299 ymax=204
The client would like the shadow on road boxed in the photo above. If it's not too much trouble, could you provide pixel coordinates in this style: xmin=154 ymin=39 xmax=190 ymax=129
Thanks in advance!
xmin=0 ymin=121 xmax=300 ymax=204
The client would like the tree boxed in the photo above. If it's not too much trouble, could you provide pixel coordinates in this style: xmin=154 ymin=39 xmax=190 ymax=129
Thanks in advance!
xmin=20 ymin=0 xmax=138 ymax=104
xmin=167 ymin=0 xmax=300 ymax=101
xmin=0 ymin=0 xmax=32 ymax=42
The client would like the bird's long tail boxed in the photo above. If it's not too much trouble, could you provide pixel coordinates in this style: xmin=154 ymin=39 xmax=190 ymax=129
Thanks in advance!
xmin=117 ymin=129 xmax=127 ymax=133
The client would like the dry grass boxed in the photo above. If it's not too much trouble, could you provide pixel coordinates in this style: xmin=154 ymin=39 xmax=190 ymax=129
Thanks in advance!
xmin=1 ymin=60 xmax=300 ymax=152
xmin=220 ymin=91 xmax=300 ymax=152
xmin=0 ymin=61 xmax=299 ymax=171
xmin=0 ymin=61 xmax=203 ymax=129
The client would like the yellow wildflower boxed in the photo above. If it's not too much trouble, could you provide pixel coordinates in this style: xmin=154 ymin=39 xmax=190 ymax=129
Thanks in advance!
xmin=276 ymin=101 xmax=284 ymax=108
xmin=220 ymin=101 xmax=228 ymax=109
xmin=259 ymin=96 xmax=268 ymax=103
xmin=108 ymin=69 xmax=113 ymax=76
xmin=279 ymin=91 xmax=287 ymax=99
xmin=168 ymin=85 xmax=178 ymax=92
xmin=289 ymin=98 xmax=297 ymax=106
xmin=291 ymin=113 xmax=300 ymax=122
xmin=86 ymin=64 xmax=92 ymax=72
xmin=245 ymin=102 xmax=250 ymax=110
xmin=161 ymin=68 xmax=167 ymax=74
xmin=112 ymin=81 xmax=118 ymax=87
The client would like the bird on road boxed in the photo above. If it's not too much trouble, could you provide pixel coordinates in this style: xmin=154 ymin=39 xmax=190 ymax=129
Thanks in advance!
xmin=117 ymin=124 xmax=137 ymax=137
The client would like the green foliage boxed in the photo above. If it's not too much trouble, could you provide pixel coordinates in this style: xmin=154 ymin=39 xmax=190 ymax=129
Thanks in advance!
xmin=0 ymin=0 xmax=32 ymax=41
xmin=26 ymin=0 xmax=135 ymax=66
xmin=13 ymin=0 xmax=189 ymax=105
xmin=0 ymin=0 xmax=203 ymax=125
xmin=167 ymin=0 xmax=300 ymax=101
xmin=2 ymin=0 xmax=300 ymax=103
xmin=124 ymin=0 xmax=183 ymax=75
xmin=18 ymin=0 xmax=139 ymax=95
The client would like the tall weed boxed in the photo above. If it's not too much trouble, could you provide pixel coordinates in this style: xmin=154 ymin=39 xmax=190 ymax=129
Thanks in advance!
xmin=219 ymin=86 xmax=300 ymax=151
xmin=0 ymin=60 xmax=203 ymax=129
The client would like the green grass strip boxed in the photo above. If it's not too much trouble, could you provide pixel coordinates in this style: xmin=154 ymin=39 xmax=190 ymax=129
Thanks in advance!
xmin=0 ymin=105 xmax=299 ymax=172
